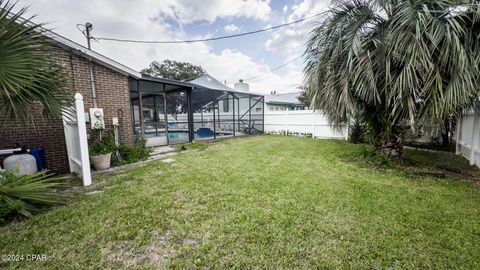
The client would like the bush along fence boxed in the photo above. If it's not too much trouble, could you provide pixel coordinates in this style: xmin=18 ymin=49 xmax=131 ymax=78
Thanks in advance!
xmin=264 ymin=110 xmax=348 ymax=140
xmin=265 ymin=130 xmax=313 ymax=138
xmin=456 ymin=109 xmax=480 ymax=168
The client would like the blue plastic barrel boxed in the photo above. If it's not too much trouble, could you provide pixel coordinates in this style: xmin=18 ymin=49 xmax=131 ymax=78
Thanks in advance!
xmin=29 ymin=147 xmax=46 ymax=170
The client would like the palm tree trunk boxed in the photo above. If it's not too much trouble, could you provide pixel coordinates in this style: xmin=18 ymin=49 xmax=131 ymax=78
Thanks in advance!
xmin=376 ymin=136 xmax=403 ymax=158
xmin=441 ymin=119 xmax=450 ymax=146
xmin=375 ymin=126 xmax=403 ymax=158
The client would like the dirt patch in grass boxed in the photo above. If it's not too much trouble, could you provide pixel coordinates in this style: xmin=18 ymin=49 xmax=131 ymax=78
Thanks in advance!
xmin=204 ymin=143 xmax=225 ymax=151
xmin=146 ymin=170 xmax=164 ymax=178
xmin=102 ymin=229 xmax=198 ymax=268
xmin=348 ymin=145 xmax=480 ymax=183
xmin=161 ymin=158 xmax=175 ymax=163
xmin=401 ymin=149 xmax=480 ymax=182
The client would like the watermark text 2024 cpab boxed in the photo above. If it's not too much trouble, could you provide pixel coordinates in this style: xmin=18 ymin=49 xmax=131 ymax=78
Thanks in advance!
xmin=1 ymin=254 xmax=47 ymax=262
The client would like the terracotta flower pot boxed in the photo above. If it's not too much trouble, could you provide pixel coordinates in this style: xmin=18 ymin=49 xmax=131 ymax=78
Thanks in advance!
xmin=91 ymin=153 xmax=111 ymax=170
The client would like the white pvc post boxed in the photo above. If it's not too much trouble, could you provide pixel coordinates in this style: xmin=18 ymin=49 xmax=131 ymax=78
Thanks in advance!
xmin=345 ymin=119 xmax=350 ymax=141
xmin=75 ymin=93 xmax=92 ymax=186
xmin=455 ymin=114 xmax=462 ymax=155
xmin=470 ymin=112 xmax=480 ymax=166
xmin=312 ymin=111 xmax=316 ymax=138
xmin=477 ymin=115 xmax=480 ymax=167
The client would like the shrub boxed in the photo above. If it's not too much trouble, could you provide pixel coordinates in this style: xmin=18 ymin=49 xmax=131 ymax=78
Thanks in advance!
xmin=89 ymin=129 xmax=116 ymax=156
xmin=113 ymin=135 xmax=151 ymax=165
xmin=349 ymin=116 xmax=367 ymax=144
xmin=134 ymin=134 xmax=148 ymax=150
xmin=0 ymin=170 xmax=65 ymax=223
xmin=359 ymin=147 xmax=392 ymax=167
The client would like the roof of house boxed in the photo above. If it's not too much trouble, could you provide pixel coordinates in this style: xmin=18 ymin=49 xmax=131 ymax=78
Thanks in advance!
xmin=41 ymin=26 xmax=264 ymax=97
xmin=141 ymin=74 xmax=196 ymax=88
xmin=265 ymin=92 xmax=303 ymax=105
xmin=42 ymin=29 xmax=142 ymax=78
xmin=189 ymin=74 xmax=235 ymax=91
xmin=189 ymin=74 xmax=264 ymax=97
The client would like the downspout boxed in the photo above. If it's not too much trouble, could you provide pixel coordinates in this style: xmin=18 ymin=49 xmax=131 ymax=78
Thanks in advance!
xmin=88 ymin=59 xmax=98 ymax=108
xmin=69 ymin=51 xmax=76 ymax=91
xmin=84 ymin=22 xmax=98 ymax=108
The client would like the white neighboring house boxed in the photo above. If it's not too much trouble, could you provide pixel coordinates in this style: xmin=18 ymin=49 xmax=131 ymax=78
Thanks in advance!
xmin=264 ymin=92 xmax=308 ymax=112
xmin=190 ymin=75 xmax=263 ymax=114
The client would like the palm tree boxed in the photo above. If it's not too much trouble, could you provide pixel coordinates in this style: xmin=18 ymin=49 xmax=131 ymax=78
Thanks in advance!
xmin=305 ymin=0 xmax=480 ymax=157
xmin=0 ymin=0 xmax=66 ymax=123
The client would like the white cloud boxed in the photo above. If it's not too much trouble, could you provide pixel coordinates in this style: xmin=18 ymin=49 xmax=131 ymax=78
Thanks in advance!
xmin=15 ymin=0 xmax=303 ymax=94
xmin=264 ymin=0 xmax=330 ymax=54
xmin=161 ymin=0 xmax=272 ymax=23
xmin=264 ymin=28 xmax=305 ymax=53
xmin=212 ymin=51 xmax=304 ymax=93
xmin=282 ymin=5 xmax=289 ymax=14
xmin=224 ymin=24 xmax=240 ymax=32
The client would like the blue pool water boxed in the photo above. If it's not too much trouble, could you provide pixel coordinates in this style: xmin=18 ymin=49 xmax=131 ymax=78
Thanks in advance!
xmin=145 ymin=131 xmax=230 ymax=143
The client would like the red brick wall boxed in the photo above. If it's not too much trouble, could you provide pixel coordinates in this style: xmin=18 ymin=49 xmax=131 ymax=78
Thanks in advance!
xmin=0 ymin=45 xmax=134 ymax=173
xmin=0 ymin=114 xmax=69 ymax=173
xmin=53 ymin=48 xmax=134 ymax=144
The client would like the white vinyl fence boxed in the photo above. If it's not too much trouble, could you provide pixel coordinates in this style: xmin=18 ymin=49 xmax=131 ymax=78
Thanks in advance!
xmin=456 ymin=110 xmax=480 ymax=168
xmin=264 ymin=110 xmax=348 ymax=140
xmin=63 ymin=93 xmax=91 ymax=186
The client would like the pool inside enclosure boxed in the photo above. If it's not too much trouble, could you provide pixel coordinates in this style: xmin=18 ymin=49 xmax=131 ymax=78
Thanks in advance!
xmin=129 ymin=76 xmax=264 ymax=146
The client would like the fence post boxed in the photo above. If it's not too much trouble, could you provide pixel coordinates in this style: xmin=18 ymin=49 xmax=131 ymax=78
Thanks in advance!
xmin=470 ymin=112 xmax=479 ymax=166
xmin=344 ymin=119 xmax=349 ymax=141
xmin=312 ymin=111 xmax=316 ymax=138
xmin=455 ymin=114 xmax=462 ymax=155
xmin=75 ymin=93 xmax=92 ymax=186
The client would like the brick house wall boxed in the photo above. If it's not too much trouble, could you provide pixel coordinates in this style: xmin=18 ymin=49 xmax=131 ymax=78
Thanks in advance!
xmin=0 ymin=44 xmax=134 ymax=173
xmin=0 ymin=114 xmax=69 ymax=173
xmin=53 ymin=47 xmax=134 ymax=144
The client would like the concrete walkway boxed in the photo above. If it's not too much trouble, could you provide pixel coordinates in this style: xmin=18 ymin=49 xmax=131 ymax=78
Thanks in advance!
xmin=92 ymin=146 xmax=176 ymax=176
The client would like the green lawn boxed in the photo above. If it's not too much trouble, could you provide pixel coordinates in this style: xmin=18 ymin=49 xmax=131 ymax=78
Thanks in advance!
xmin=1 ymin=136 xmax=480 ymax=269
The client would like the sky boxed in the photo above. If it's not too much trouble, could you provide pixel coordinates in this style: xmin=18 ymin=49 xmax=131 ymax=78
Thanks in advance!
xmin=17 ymin=0 xmax=331 ymax=94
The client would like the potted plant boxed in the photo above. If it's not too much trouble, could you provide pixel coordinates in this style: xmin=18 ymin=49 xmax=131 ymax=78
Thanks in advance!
xmin=89 ymin=130 xmax=115 ymax=170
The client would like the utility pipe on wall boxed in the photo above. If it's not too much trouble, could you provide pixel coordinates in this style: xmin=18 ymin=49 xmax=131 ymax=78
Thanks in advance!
xmin=88 ymin=60 xmax=98 ymax=108
xmin=84 ymin=22 xmax=98 ymax=108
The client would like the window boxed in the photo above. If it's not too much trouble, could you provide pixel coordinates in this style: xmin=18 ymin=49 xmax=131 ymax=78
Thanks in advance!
xmin=143 ymin=109 xmax=152 ymax=120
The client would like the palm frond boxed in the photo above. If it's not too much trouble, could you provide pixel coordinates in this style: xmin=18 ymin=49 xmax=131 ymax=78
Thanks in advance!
xmin=0 ymin=170 xmax=66 ymax=219
xmin=0 ymin=0 xmax=67 ymax=124
xmin=305 ymin=0 xmax=480 ymax=140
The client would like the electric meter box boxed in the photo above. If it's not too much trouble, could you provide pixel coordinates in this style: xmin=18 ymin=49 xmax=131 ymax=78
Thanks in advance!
xmin=89 ymin=108 xmax=105 ymax=129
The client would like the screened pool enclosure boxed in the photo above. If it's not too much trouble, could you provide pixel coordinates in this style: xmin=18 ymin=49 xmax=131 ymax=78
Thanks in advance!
xmin=129 ymin=76 xmax=264 ymax=146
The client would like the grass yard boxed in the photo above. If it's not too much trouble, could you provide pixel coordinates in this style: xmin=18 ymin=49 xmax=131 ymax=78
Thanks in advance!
xmin=1 ymin=136 xmax=480 ymax=269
